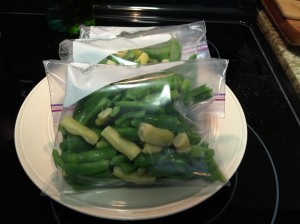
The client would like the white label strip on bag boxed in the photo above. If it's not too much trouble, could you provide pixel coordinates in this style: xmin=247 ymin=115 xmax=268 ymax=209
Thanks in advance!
xmin=73 ymin=34 xmax=172 ymax=64
xmin=88 ymin=26 xmax=155 ymax=39
xmin=64 ymin=61 xmax=184 ymax=107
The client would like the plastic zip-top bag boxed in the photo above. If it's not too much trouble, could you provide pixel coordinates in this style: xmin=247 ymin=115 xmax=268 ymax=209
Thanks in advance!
xmin=50 ymin=22 xmax=224 ymax=133
xmin=59 ymin=21 xmax=208 ymax=65
xmin=79 ymin=21 xmax=211 ymax=59
xmin=43 ymin=58 xmax=229 ymax=195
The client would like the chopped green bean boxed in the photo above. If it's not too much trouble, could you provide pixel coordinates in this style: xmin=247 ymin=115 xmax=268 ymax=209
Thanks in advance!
xmin=52 ymin=149 xmax=64 ymax=168
xmin=114 ymin=110 xmax=146 ymax=126
xmin=113 ymin=166 xmax=156 ymax=184
xmin=101 ymin=126 xmax=142 ymax=160
xmin=111 ymin=154 xmax=131 ymax=166
xmin=138 ymin=122 xmax=174 ymax=147
xmin=60 ymin=115 xmax=99 ymax=145
xmin=61 ymin=147 xmax=117 ymax=163
xmin=114 ymin=101 xmax=164 ymax=113
xmin=169 ymin=38 xmax=181 ymax=61
xmin=117 ymin=127 xmax=139 ymax=141
xmin=64 ymin=160 xmax=110 ymax=175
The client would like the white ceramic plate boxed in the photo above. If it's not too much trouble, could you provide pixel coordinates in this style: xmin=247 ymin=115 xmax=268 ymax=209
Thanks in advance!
xmin=14 ymin=77 xmax=247 ymax=220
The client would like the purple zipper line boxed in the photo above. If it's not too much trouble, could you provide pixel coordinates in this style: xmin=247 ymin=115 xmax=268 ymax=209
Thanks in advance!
xmin=51 ymin=104 xmax=63 ymax=106
xmin=182 ymin=45 xmax=209 ymax=54
xmin=51 ymin=104 xmax=63 ymax=113
xmin=214 ymin=98 xmax=225 ymax=101
xmin=52 ymin=109 xmax=63 ymax=112
xmin=198 ymin=45 xmax=209 ymax=51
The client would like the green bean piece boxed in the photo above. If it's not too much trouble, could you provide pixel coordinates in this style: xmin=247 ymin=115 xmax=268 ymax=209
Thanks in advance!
xmin=142 ymin=114 xmax=180 ymax=131
xmin=98 ymin=58 xmax=108 ymax=64
xmin=181 ymin=79 xmax=191 ymax=94
xmin=149 ymin=74 xmax=182 ymax=92
xmin=148 ymin=58 xmax=158 ymax=64
xmin=114 ymin=101 xmax=164 ymax=113
xmin=188 ymin=53 xmax=197 ymax=60
xmin=60 ymin=115 xmax=99 ymax=145
xmin=109 ymin=106 xmax=120 ymax=117
xmin=119 ymin=162 xmax=136 ymax=174
xmin=147 ymin=167 xmax=172 ymax=178
xmin=190 ymin=146 xmax=205 ymax=158
xmin=138 ymin=122 xmax=174 ymax=146
xmin=142 ymin=92 xmax=171 ymax=107
xmin=117 ymin=127 xmax=139 ymax=141
xmin=133 ymin=153 xmax=148 ymax=168
xmin=174 ymin=132 xmax=191 ymax=153
xmin=143 ymin=46 xmax=171 ymax=61
xmin=61 ymin=147 xmax=117 ymax=163
xmin=118 ymin=119 xmax=132 ymax=128
xmin=113 ymin=166 xmax=156 ymax=184
xmin=64 ymin=160 xmax=110 ymax=175
xmin=124 ymin=49 xmax=135 ymax=61
xmin=73 ymin=97 xmax=86 ymax=118
xmin=74 ymin=84 xmax=123 ymax=124
xmin=101 ymin=126 xmax=142 ymax=160
xmin=111 ymin=154 xmax=131 ymax=166
xmin=112 ymin=93 xmax=122 ymax=102
xmin=88 ymin=170 xmax=115 ymax=179
xmin=170 ymin=89 xmax=180 ymax=100
xmin=193 ymin=90 xmax=213 ymax=102
xmin=130 ymin=118 xmax=142 ymax=128
xmin=169 ymin=154 xmax=190 ymax=173
xmin=180 ymin=79 xmax=192 ymax=104
xmin=169 ymin=38 xmax=181 ymax=61
xmin=188 ymin=84 xmax=213 ymax=103
xmin=65 ymin=135 xmax=94 ymax=153
xmin=142 ymin=143 xmax=163 ymax=154
xmin=205 ymin=147 xmax=215 ymax=159
xmin=95 ymin=108 xmax=112 ymax=126
xmin=74 ymin=96 xmax=109 ymax=125
xmin=148 ymin=153 xmax=193 ymax=178
xmin=96 ymin=139 xmax=110 ymax=148
xmin=52 ymin=149 xmax=64 ymax=168
xmin=185 ymin=131 xmax=201 ymax=145
xmin=189 ymin=145 xmax=213 ymax=158
xmin=90 ymin=126 xmax=103 ymax=136
xmin=136 ymin=167 xmax=147 ymax=176
xmin=59 ymin=138 xmax=68 ymax=151
xmin=124 ymin=84 xmax=150 ymax=100
xmin=114 ymin=110 xmax=146 ymax=126
xmin=205 ymin=157 xmax=227 ymax=183
xmin=133 ymin=153 xmax=161 ymax=168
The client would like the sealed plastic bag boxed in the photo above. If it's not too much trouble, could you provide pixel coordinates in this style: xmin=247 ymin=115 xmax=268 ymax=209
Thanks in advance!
xmin=59 ymin=21 xmax=207 ymax=65
xmin=44 ymin=58 xmax=228 ymax=195
xmin=79 ymin=21 xmax=211 ymax=59
xmin=79 ymin=25 xmax=155 ymax=39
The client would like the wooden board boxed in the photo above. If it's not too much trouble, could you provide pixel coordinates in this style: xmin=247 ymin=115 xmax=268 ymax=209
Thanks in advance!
xmin=261 ymin=0 xmax=300 ymax=46
xmin=274 ymin=0 xmax=300 ymax=20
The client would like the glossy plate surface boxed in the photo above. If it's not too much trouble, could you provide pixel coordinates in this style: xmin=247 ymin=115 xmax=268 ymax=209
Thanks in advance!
xmin=15 ymin=78 xmax=247 ymax=220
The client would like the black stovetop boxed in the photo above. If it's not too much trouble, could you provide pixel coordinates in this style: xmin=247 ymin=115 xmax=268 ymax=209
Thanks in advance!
xmin=0 ymin=2 xmax=300 ymax=224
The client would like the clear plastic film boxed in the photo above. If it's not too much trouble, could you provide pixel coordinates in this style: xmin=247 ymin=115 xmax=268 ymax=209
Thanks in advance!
xmin=59 ymin=21 xmax=208 ymax=65
xmin=79 ymin=21 xmax=210 ymax=59
xmin=43 ymin=58 xmax=229 ymax=196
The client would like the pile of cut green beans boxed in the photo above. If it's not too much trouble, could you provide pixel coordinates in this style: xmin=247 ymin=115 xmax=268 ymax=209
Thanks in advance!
xmin=53 ymin=72 xmax=226 ymax=190
xmin=98 ymin=38 xmax=196 ymax=65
